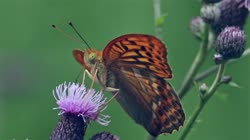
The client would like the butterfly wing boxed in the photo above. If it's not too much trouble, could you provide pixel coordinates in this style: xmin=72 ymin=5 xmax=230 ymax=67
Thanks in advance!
xmin=103 ymin=34 xmax=172 ymax=79
xmin=73 ymin=49 xmax=91 ymax=72
xmin=103 ymin=34 xmax=185 ymax=136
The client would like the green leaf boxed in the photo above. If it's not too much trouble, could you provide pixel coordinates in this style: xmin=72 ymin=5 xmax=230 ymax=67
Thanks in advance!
xmin=156 ymin=14 xmax=168 ymax=27
xmin=228 ymin=81 xmax=242 ymax=89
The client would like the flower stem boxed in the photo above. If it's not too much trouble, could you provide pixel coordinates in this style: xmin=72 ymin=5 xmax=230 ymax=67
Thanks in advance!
xmin=178 ymin=25 xmax=210 ymax=99
xmin=194 ymin=48 xmax=250 ymax=82
xmin=179 ymin=63 xmax=226 ymax=140
xmin=153 ymin=0 xmax=163 ymax=40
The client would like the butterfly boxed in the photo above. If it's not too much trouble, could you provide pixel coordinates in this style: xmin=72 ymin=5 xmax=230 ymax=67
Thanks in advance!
xmin=73 ymin=34 xmax=185 ymax=136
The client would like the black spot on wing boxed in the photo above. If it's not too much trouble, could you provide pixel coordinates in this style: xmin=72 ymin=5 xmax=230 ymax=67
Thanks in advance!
xmin=146 ymin=52 xmax=153 ymax=57
xmin=120 ymin=41 xmax=128 ymax=51
xmin=141 ymin=46 xmax=146 ymax=51
xmin=148 ymin=58 xmax=154 ymax=63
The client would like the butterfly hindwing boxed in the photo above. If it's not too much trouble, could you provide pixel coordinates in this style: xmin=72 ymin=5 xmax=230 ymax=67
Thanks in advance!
xmin=110 ymin=66 xmax=184 ymax=136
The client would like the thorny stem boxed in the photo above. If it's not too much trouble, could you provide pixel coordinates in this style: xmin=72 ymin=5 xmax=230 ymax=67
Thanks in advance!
xmin=194 ymin=48 xmax=250 ymax=82
xmin=179 ymin=63 xmax=226 ymax=140
xmin=178 ymin=25 xmax=211 ymax=99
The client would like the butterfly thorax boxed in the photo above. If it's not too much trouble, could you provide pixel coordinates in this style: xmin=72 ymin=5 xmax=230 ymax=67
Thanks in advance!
xmin=84 ymin=49 xmax=116 ymax=89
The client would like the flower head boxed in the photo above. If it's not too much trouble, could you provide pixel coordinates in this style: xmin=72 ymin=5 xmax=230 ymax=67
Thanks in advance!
xmin=245 ymin=0 xmax=250 ymax=10
xmin=215 ymin=26 xmax=246 ymax=59
xmin=53 ymin=82 xmax=110 ymax=126
xmin=211 ymin=0 xmax=249 ymax=34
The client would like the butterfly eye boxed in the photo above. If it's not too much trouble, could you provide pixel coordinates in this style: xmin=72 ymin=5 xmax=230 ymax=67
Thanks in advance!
xmin=88 ymin=53 xmax=97 ymax=63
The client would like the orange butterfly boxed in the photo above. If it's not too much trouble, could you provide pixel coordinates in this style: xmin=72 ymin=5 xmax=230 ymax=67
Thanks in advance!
xmin=73 ymin=34 xmax=185 ymax=136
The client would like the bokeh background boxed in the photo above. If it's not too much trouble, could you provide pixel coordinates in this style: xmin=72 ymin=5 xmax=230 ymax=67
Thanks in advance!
xmin=0 ymin=0 xmax=249 ymax=140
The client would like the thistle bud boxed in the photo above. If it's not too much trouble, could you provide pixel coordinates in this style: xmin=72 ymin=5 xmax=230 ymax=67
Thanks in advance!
xmin=90 ymin=132 xmax=119 ymax=140
xmin=190 ymin=17 xmax=206 ymax=40
xmin=215 ymin=27 xmax=246 ymax=59
xmin=213 ymin=53 xmax=224 ymax=64
xmin=212 ymin=0 xmax=249 ymax=34
xmin=200 ymin=4 xmax=221 ymax=24
xmin=203 ymin=0 xmax=221 ymax=4
xmin=222 ymin=75 xmax=232 ymax=84
xmin=199 ymin=83 xmax=208 ymax=95
xmin=246 ymin=0 xmax=250 ymax=10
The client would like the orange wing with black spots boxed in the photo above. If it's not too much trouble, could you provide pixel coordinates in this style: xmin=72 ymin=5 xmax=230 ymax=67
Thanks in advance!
xmin=102 ymin=34 xmax=185 ymax=136
xmin=103 ymin=34 xmax=172 ymax=79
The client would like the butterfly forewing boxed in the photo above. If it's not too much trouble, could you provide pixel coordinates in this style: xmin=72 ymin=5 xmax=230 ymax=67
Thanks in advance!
xmin=102 ymin=34 xmax=185 ymax=136
xmin=103 ymin=34 xmax=172 ymax=79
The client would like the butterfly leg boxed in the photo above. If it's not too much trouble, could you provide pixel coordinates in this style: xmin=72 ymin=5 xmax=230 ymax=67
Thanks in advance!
xmin=90 ymin=68 xmax=99 ymax=88
xmin=101 ymin=90 xmax=119 ymax=109
xmin=81 ymin=69 xmax=86 ymax=85
xmin=96 ymin=90 xmax=119 ymax=118
xmin=105 ymin=87 xmax=120 ymax=92
xmin=85 ymin=69 xmax=94 ymax=81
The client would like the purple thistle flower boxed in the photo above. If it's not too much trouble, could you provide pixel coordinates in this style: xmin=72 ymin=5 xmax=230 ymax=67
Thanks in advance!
xmin=53 ymin=82 xmax=110 ymax=126
xmin=215 ymin=26 xmax=246 ymax=59
xmin=50 ymin=82 xmax=111 ymax=140
xmin=245 ymin=0 xmax=250 ymax=10
xmin=211 ymin=0 xmax=249 ymax=34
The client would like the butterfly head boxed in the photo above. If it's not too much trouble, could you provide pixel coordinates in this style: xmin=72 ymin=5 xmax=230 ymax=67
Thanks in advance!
xmin=73 ymin=49 xmax=102 ymax=72
xmin=86 ymin=50 xmax=99 ymax=64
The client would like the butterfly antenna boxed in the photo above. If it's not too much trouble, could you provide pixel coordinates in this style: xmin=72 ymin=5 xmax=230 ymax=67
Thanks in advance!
xmin=52 ymin=24 xmax=81 ymax=44
xmin=68 ymin=22 xmax=91 ymax=49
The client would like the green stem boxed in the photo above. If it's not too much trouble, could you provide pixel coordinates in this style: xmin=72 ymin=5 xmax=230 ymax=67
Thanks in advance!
xmin=153 ymin=0 xmax=163 ymax=40
xmin=203 ymin=63 xmax=225 ymax=101
xmin=179 ymin=100 xmax=205 ymax=140
xmin=145 ymin=134 xmax=157 ymax=140
xmin=179 ymin=63 xmax=226 ymax=140
xmin=194 ymin=48 xmax=250 ymax=82
xmin=178 ymin=25 xmax=210 ymax=99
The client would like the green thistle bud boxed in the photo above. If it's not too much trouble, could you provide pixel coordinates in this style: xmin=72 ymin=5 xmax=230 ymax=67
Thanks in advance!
xmin=190 ymin=17 xmax=206 ymax=40
xmin=222 ymin=75 xmax=232 ymax=84
xmin=199 ymin=83 xmax=208 ymax=95
xmin=200 ymin=4 xmax=221 ymax=24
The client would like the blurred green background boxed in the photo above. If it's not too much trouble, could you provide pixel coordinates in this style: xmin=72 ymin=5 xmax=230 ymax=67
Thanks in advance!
xmin=0 ymin=0 xmax=249 ymax=139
